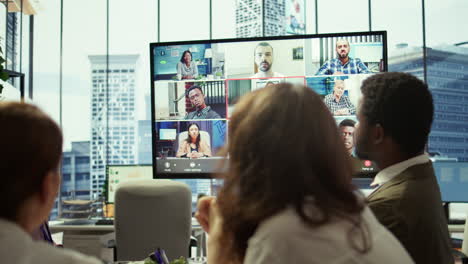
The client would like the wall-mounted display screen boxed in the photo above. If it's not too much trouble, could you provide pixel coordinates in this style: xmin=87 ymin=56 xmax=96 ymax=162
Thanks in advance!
xmin=150 ymin=31 xmax=387 ymax=178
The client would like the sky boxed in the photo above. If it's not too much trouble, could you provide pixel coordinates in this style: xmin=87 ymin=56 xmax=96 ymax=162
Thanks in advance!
xmin=16 ymin=0 xmax=468 ymax=150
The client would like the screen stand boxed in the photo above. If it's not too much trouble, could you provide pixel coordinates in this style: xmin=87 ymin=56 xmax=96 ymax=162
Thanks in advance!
xmin=443 ymin=202 xmax=450 ymax=221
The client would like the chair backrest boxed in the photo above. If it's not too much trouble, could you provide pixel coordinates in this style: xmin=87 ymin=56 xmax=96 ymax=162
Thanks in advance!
xmin=114 ymin=179 xmax=192 ymax=261
xmin=178 ymin=131 xmax=211 ymax=150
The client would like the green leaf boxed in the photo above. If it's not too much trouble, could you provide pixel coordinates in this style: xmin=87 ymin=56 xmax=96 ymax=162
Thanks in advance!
xmin=143 ymin=257 xmax=157 ymax=264
xmin=169 ymin=257 xmax=188 ymax=264
xmin=0 ymin=71 xmax=8 ymax=81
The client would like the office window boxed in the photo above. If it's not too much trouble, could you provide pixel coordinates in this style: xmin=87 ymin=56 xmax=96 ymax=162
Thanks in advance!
xmin=304 ymin=0 xmax=317 ymax=34
xmin=62 ymin=173 xmax=71 ymax=182
xmin=212 ymin=0 xmax=236 ymax=39
xmin=425 ymin=0 xmax=468 ymax=162
xmin=76 ymin=173 xmax=89 ymax=181
xmin=160 ymin=0 xmax=210 ymax=42
xmin=372 ymin=0 xmax=423 ymax=77
xmin=318 ymin=0 xmax=369 ymax=33
xmin=76 ymin=156 xmax=90 ymax=164
xmin=33 ymin=1 xmax=61 ymax=124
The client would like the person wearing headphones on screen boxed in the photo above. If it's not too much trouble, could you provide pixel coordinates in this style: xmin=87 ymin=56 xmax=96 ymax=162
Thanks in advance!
xmin=0 ymin=102 xmax=100 ymax=264
xmin=251 ymin=42 xmax=284 ymax=78
xmin=316 ymin=39 xmax=371 ymax=75
xmin=195 ymin=83 xmax=413 ymax=264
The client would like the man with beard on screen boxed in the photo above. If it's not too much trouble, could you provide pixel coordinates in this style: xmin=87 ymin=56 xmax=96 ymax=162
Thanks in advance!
xmin=316 ymin=39 xmax=371 ymax=75
xmin=252 ymin=42 xmax=284 ymax=78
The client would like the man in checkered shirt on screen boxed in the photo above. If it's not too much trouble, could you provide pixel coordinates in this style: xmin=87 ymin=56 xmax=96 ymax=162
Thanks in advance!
xmin=316 ymin=39 xmax=371 ymax=75
xmin=323 ymin=80 xmax=356 ymax=116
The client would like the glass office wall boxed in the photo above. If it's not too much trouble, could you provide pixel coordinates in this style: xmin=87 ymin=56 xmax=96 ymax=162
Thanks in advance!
xmin=212 ymin=0 xmax=236 ymax=39
xmin=160 ymin=0 xmax=210 ymax=42
xmin=372 ymin=0 xmax=424 ymax=75
xmin=317 ymin=0 xmax=369 ymax=33
xmin=2 ymin=0 xmax=468 ymax=219
xmin=61 ymin=0 xmax=107 ymax=213
xmin=425 ymin=0 xmax=468 ymax=163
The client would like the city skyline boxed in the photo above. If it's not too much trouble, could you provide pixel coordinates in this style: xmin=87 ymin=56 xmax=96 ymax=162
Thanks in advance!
xmin=27 ymin=0 xmax=468 ymax=152
xmin=89 ymin=54 xmax=139 ymax=195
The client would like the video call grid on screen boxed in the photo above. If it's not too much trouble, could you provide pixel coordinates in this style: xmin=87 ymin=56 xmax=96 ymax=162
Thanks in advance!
xmin=150 ymin=31 xmax=387 ymax=179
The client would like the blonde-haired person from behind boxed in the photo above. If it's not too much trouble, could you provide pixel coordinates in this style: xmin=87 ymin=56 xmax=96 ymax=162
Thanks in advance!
xmin=196 ymin=83 xmax=414 ymax=264
xmin=0 ymin=102 xmax=101 ymax=264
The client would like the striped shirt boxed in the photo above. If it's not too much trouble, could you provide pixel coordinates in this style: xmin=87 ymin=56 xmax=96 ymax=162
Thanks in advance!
xmin=323 ymin=94 xmax=356 ymax=115
xmin=316 ymin=57 xmax=371 ymax=75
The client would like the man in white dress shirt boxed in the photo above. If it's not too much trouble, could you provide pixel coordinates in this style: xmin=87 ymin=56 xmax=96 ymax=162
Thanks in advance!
xmin=0 ymin=102 xmax=101 ymax=264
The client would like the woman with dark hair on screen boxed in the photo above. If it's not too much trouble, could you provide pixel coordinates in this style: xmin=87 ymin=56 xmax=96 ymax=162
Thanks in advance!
xmin=177 ymin=50 xmax=198 ymax=80
xmin=196 ymin=83 xmax=413 ymax=264
xmin=176 ymin=123 xmax=211 ymax=159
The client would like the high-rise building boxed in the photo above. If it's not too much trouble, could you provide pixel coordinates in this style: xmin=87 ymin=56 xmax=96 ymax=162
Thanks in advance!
xmin=88 ymin=54 xmax=139 ymax=195
xmin=389 ymin=44 xmax=468 ymax=161
xmin=136 ymin=93 xmax=153 ymax=164
xmin=52 ymin=141 xmax=91 ymax=219
xmin=6 ymin=12 xmax=18 ymax=71
xmin=145 ymin=93 xmax=152 ymax=120
xmin=176 ymin=179 xmax=213 ymax=211
xmin=236 ymin=0 xmax=286 ymax=37
xmin=137 ymin=120 xmax=152 ymax=164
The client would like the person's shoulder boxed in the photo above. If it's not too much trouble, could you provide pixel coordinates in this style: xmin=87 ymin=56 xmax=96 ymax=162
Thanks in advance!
xmin=322 ymin=59 xmax=334 ymax=64
xmin=360 ymin=207 xmax=415 ymax=263
xmin=400 ymin=162 xmax=443 ymax=200
xmin=184 ymin=112 xmax=195 ymax=119
xmin=368 ymin=179 xmax=408 ymax=202
xmin=49 ymin=248 xmax=102 ymax=264
xmin=393 ymin=162 xmax=434 ymax=192
xmin=351 ymin=57 xmax=366 ymax=65
xmin=404 ymin=161 xmax=434 ymax=179
xmin=323 ymin=93 xmax=334 ymax=101
xmin=206 ymin=107 xmax=221 ymax=118
xmin=273 ymin=72 xmax=285 ymax=77
xmin=249 ymin=206 xmax=341 ymax=242
xmin=32 ymin=241 xmax=102 ymax=264
xmin=250 ymin=208 xmax=302 ymax=242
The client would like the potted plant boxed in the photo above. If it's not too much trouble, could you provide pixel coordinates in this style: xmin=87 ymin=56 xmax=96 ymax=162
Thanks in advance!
xmin=0 ymin=46 xmax=9 ymax=95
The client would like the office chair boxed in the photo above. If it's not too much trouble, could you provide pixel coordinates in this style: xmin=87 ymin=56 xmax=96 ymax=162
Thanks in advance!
xmin=114 ymin=179 xmax=192 ymax=261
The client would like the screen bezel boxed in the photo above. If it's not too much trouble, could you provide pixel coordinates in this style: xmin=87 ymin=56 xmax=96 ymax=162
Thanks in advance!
xmin=105 ymin=164 xmax=153 ymax=203
xmin=431 ymin=161 xmax=468 ymax=203
xmin=149 ymin=31 xmax=388 ymax=179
